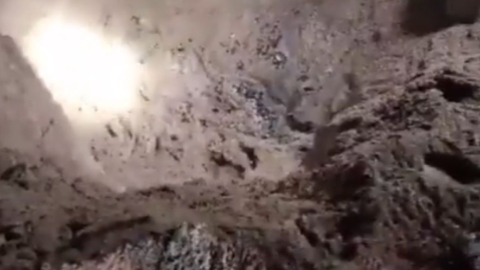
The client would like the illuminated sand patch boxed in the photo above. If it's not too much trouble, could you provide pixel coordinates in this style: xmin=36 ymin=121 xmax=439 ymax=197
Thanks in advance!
xmin=23 ymin=16 xmax=141 ymax=123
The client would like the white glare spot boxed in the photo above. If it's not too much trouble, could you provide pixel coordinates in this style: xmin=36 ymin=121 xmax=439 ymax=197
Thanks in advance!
xmin=23 ymin=16 xmax=141 ymax=123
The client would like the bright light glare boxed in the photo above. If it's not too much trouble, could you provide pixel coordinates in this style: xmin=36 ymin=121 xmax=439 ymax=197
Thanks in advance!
xmin=23 ymin=17 xmax=141 ymax=122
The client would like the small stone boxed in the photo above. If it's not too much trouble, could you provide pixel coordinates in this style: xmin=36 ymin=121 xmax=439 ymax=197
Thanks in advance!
xmin=5 ymin=225 xmax=25 ymax=241
xmin=271 ymin=51 xmax=287 ymax=68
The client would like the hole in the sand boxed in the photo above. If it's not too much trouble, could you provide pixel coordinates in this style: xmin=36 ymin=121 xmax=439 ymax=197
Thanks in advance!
xmin=0 ymin=164 xmax=26 ymax=181
xmin=438 ymin=244 xmax=474 ymax=270
xmin=424 ymin=153 xmax=480 ymax=184
xmin=337 ymin=117 xmax=362 ymax=133
xmin=337 ymin=211 xmax=375 ymax=240
xmin=435 ymin=77 xmax=477 ymax=102
xmin=210 ymin=151 xmax=246 ymax=178
xmin=402 ymin=0 xmax=479 ymax=36
xmin=240 ymin=144 xmax=259 ymax=169
xmin=67 ymin=222 xmax=90 ymax=236
xmin=295 ymin=218 xmax=319 ymax=247
xmin=445 ymin=0 xmax=480 ymax=24
xmin=402 ymin=0 xmax=451 ymax=36
xmin=286 ymin=114 xmax=314 ymax=133
xmin=340 ymin=242 xmax=358 ymax=261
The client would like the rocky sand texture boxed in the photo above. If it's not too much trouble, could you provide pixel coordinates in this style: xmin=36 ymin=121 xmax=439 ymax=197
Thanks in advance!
xmin=57 ymin=65 xmax=480 ymax=270
xmin=2 ymin=0 xmax=480 ymax=269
